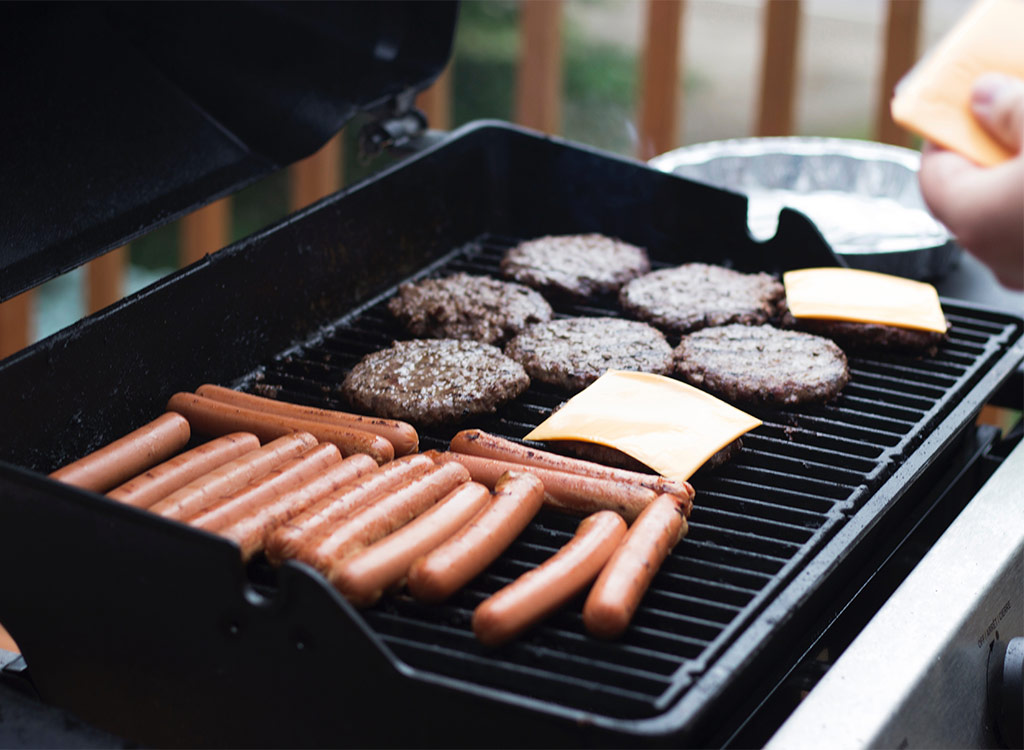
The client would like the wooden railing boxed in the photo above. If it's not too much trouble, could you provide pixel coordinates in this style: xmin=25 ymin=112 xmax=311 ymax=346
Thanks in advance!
xmin=0 ymin=0 xmax=924 ymax=360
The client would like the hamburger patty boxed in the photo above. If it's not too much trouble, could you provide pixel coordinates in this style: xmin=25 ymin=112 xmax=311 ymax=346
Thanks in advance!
xmin=778 ymin=304 xmax=947 ymax=356
xmin=504 ymin=316 xmax=674 ymax=392
xmin=500 ymin=234 xmax=651 ymax=298
xmin=387 ymin=273 xmax=553 ymax=344
xmin=674 ymin=324 xmax=849 ymax=406
xmin=619 ymin=263 xmax=785 ymax=334
xmin=342 ymin=339 xmax=530 ymax=426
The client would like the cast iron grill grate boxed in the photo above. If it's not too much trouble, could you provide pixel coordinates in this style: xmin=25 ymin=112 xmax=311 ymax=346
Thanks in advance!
xmin=245 ymin=233 xmax=1018 ymax=719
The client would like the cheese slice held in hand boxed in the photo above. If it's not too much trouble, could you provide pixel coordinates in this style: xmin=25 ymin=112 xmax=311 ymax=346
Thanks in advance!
xmin=890 ymin=0 xmax=1024 ymax=167
xmin=525 ymin=370 xmax=761 ymax=482
xmin=784 ymin=267 xmax=947 ymax=333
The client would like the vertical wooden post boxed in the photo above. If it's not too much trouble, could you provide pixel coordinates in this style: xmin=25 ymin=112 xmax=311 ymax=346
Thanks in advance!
xmin=86 ymin=245 xmax=128 ymax=314
xmin=288 ymin=132 xmax=344 ymax=213
xmin=515 ymin=0 xmax=564 ymax=134
xmin=755 ymin=0 xmax=802 ymax=137
xmin=875 ymin=0 xmax=922 ymax=147
xmin=416 ymin=64 xmax=454 ymax=131
xmin=637 ymin=0 xmax=685 ymax=160
xmin=180 ymin=197 xmax=232 ymax=266
xmin=0 ymin=290 xmax=33 ymax=359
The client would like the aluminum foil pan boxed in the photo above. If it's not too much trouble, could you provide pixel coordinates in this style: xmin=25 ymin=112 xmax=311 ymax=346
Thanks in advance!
xmin=649 ymin=136 xmax=961 ymax=280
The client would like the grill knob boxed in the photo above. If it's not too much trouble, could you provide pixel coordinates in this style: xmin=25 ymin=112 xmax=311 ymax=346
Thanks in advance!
xmin=988 ymin=636 xmax=1024 ymax=749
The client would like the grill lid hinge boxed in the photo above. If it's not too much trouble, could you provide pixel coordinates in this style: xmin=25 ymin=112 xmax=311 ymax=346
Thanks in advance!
xmin=358 ymin=89 xmax=429 ymax=161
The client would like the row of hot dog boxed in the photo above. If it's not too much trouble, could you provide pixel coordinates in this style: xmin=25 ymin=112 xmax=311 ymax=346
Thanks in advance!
xmin=47 ymin=385 xmax=694 ymax=644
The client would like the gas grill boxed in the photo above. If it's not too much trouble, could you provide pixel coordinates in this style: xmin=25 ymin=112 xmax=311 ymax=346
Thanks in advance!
xmin=1 ymin=4 xmax=1022 ymax=748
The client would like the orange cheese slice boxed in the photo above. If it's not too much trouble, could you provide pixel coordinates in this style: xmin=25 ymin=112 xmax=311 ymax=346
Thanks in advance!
xmin=890 ymin=0 xmax=1024 ymax=167
xmin=524 ymin=370 xmax=762 ymax=482
xmin=784 ymin=268 xmax=947 ymax=333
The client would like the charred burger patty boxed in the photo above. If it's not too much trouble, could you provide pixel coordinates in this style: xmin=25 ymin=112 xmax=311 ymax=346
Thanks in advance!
xmin=674 ymin=324 xmax=849 ymax=406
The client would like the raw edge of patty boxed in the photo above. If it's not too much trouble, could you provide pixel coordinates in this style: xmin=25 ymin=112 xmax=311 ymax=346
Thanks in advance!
xmin=674 ymin=324 xmax=850 ymax=406
xmin=341 ymin=339 xmax=530 ymax=426
xmin=504 ymin=316 xmax=674 ymax=392
xmin=386 ymin=272 xmax=553 ymax=344
xmin=619 ymin=263 xmax=786 ymax=334
xmin=500 ymin=233 xmax=651 ymax=299
xmin=777 ymin=304 xmax=947 ymax=356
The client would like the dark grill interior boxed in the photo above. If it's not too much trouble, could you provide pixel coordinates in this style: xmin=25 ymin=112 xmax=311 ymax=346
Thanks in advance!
xmin=237 ymin=233 xmax=1017 ymax=720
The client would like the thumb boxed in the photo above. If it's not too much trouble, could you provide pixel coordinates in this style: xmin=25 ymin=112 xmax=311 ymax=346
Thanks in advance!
xmin=970 ymin=73 xmax=1024 ymax=153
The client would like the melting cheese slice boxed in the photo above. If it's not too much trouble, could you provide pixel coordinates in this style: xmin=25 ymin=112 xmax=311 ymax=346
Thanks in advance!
xmin=784 ymin=267 xmax=947 ymax=333
xmin=524 ymin=370 xmax=762 ymax=482
xmin=890 ymin=0 xmax=1024 ymax=167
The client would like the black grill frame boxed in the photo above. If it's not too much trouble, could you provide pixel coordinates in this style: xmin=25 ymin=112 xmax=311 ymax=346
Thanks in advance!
xmin=0 ymin=122 xmax=1020 ymax=747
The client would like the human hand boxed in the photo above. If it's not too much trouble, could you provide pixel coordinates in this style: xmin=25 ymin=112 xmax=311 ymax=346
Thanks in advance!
xmin=918 ymin=72 xmax=1024 ymax=290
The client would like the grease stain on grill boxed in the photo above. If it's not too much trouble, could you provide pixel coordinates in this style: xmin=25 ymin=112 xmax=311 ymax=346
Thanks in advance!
xmin=244 ymin=231 xmax=1020 ymax=721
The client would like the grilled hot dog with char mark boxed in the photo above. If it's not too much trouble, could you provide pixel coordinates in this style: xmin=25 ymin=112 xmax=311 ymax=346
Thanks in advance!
xmin=582 ymin=493 xmax=688 ymax=639
xmin=196 ymin=384 xmax=419 ymax=456
xmin=296 ymin=462 xmax=471 ymax=575
xmin=218 ymin=453 xmax=379 ymax=561
xmin=329 ymin=481 xmax=491 ymax=607
xmin=265 ymin=453 xmax=436 ymax=565
xmin=107 ymin=432 xmax=260 ymax=509
xmin=189 ymin=442 xmax=342 ymax=529
xmin=167 ymin=392 xmax=394 ymax=465
xmin=50 ymin=412 xmax=191 ymax=493
xmin=472 ymin=510 xmax=627 ymax=647
xmin=431 ymin=451 xmax=671 ymax=522
xmin=406 ymin=471 xmax=545 ymax=604
xmin=450 ymin=429 xmax=694 ymax=501
xmin=148 ymin=433 xmax=317 ymax=521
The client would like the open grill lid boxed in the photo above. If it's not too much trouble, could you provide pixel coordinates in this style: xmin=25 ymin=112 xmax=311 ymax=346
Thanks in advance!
xmin=0 ymin=1 xmax=458 ymax=303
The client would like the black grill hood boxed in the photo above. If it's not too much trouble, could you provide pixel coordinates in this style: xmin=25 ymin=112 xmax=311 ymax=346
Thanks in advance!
xmin=0 ymin=1 xmax=458 ymax=303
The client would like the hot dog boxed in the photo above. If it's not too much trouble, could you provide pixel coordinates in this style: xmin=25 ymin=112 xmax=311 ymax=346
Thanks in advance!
xmin=450 ymin=429 xmax=694 ymax=501
xmin=472 ymin=510 xmax=627 ymax=647
xmin=431 ymin=451 xmax=667 ymax=522
xmin=195 ymin=384 xmax=419 ymax=456
xmin=582 ymin=493 xmax=688 ymax=639
xmin=189 ymin=442 xmax=342 ymax=530
xmin=296 ymin=462 xmax=471 ymax=575
xmin=219 ymin=453 xmax=379 ymax=561
xmin=406 ymin=471 xmax=545 ymax=604
xmin=265 ymin=452 xmax=436 ymax=565
xmin=49 ymin=412 xmax=191 ymax=493
xmin=166 ymin=392 xmax=394 ymax=465
xmin=148 ymin=432 xmax=317 ymax=521
xmin=328 ymin=481 xmax=491 ymax=607
xmin=107 ymin=432 xmax=260 ymax=508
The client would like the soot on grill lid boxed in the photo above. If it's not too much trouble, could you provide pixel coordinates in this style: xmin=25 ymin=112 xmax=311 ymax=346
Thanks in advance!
xmin=0 ymin=1 xmax=458 ymax=303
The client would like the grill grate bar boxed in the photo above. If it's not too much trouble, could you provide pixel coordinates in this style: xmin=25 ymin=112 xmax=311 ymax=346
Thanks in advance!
xmin=694 ymin=506 xmax=818 ymax=544
xmin=739 ymin=434 xmax=877 ymax=473
xmin=750 ymin=424 xmax=885 ymax=459
xmin=850 ymin=362 xmax=959 ymax=389
xmin=379 ymin=635 xmax=674 ymax=715
xmin=840 ymin=381 xmax=939 ymax=411
xmin=695 ymin=489 xmax=832 ymax=528
xmin=730 ymin=447 xmax=871 ymax=487
xmin=831 ymin=395 xmax=926 ymax=423
xmin=695 ymin=476 xmax=847 ymax=514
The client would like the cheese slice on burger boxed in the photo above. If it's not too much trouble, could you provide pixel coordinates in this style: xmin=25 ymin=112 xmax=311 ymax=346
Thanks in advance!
xmin=783 ymin=267 xmax=947 ymax=333
xmin=525 ymin=370 xmax=761 ymax=482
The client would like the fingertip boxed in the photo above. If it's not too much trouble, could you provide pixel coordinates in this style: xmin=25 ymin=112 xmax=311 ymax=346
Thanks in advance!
xmin=970 ymin=72 xmax=1024 ymax=152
